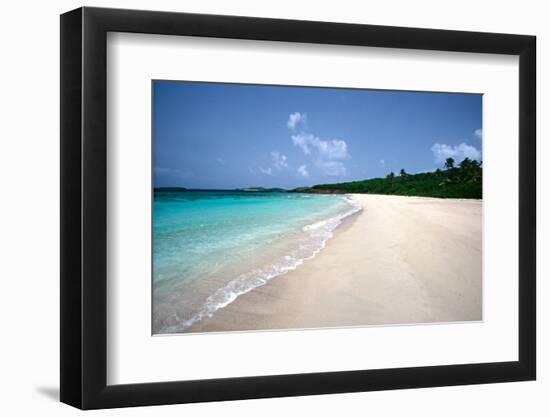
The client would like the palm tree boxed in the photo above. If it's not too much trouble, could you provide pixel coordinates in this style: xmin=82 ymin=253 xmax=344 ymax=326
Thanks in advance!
xmin=459 ymin=157 xmax=472 ymax=170
xmin=399 ymin=168 xmax=407 ymax=177
xmin=444 ymin=157 xmax=455 ymax=170
xmin=386 ymin=172 xmax=395 ymax=181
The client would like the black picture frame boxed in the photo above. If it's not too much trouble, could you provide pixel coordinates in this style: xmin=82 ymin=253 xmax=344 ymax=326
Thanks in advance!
xmin=60 ymin=6 xmax=536 ymax=410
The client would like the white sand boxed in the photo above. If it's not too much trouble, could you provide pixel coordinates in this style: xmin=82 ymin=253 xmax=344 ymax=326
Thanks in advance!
xmin=188 ymin=194 xmax=482 ymax=333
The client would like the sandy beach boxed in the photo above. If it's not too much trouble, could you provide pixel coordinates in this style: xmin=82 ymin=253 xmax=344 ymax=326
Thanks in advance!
xmin=187 ymin=194 xmax=482 ymax=333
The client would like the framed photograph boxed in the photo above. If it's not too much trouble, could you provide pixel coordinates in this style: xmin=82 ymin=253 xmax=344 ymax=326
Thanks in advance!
xmin=60 ymin=7 xmax=536 ymax=409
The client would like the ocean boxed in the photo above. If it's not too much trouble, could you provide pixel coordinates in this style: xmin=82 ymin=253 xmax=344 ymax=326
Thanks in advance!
xmin=153 ymin=190 xmax=361 ymax=334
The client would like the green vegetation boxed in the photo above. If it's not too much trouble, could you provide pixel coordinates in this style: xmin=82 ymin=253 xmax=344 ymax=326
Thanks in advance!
xmin=293 ymin=157 xmax=482 ymax=199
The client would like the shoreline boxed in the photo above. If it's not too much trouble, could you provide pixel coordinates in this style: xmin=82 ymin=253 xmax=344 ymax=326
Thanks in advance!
xmin=155 ymin=193 xmax=360 ymax=334
xmin=182 ymin=193 xmax=483 ymax=334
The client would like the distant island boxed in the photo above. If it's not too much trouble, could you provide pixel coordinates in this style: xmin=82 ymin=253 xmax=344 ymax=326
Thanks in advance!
xmin=154 ymin=186 xmax=287 ymax=193
xmin=292 ymin=157 xmax=482 ymax=199
xmin=154 ymin=187 xmax=188 ymax=192
xmin=234 ymin=187 xmax=287 ymax=192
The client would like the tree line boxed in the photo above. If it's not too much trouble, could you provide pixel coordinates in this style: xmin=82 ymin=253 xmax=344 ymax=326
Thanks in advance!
xmin=294 ymin=157 xmax=482 ymax=199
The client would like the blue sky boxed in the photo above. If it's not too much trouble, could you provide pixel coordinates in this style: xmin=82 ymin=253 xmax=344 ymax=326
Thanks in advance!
xmin=153 ymin=81 xmax=482 ymax=189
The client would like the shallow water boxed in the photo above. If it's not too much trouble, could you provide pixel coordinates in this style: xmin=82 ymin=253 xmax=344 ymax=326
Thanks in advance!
xmin=153 ymin=190 xmax=360 ymax=333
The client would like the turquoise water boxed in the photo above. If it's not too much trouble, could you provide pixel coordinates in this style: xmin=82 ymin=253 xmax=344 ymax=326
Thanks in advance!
xmin=153 ymin=190 xmax=360 ymax=334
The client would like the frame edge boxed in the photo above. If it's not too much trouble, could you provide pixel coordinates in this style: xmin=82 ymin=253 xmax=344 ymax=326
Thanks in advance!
xmin=60 ymin=7 xmax=84 ymax=409
xmin=518 ymin=35 xmax=537 ymax=380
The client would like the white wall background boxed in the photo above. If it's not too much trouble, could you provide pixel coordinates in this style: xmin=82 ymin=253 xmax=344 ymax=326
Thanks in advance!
xmin=0 ymin=0 xmax=545 ymax=415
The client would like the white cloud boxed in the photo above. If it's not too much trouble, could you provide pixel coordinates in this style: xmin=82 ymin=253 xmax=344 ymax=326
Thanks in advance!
xmin=291 ymin=133 xmax=313 ymax=155
xmin=291 ymin=133 xmax=349 ymax=161
xmin=431 ymin=142 xmax=481 ymax=164
xmin=289 ymin=113 xmax=350 ymax=178
xmin=270 ymin=151 xmax=288 ymax=170
xmin=287 ymin=112 xmax=307 ymax=131
xmin=259 ymin=167 xmax=274 ymax=176
xmin=319 ymin=139 xmax=348 ymax=160
xmin=380 ymin=159 xmax=385 ymax=166
xmin=298 ymin=164 xmax=309 ymax=177
xmin=474 ymin=128 xmax=483 ymax=139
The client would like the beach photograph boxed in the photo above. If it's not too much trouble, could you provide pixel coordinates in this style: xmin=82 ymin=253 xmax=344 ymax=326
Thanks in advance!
xmin=152 ymin=81 xmax=482 ymax=335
